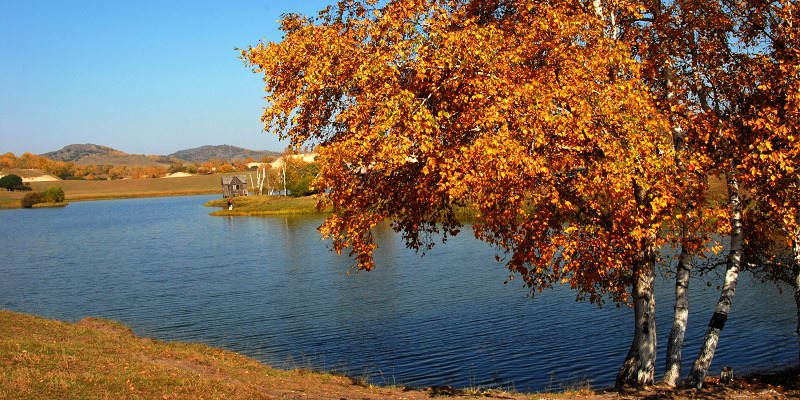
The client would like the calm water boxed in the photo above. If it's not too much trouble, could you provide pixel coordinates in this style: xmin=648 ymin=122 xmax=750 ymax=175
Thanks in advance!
xmin=0 ymin=195 xmax=796 ymax=391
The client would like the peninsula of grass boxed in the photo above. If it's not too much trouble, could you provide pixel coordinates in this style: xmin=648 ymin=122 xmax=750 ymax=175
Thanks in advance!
xmin=31 ymin=202 xmax=69 ymax=208
xmin=205 ymin=195 xmax=325 ymax=216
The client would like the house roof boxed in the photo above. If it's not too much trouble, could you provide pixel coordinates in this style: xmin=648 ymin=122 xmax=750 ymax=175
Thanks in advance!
xmin=221 ymin=175 xmax=248 ymax=185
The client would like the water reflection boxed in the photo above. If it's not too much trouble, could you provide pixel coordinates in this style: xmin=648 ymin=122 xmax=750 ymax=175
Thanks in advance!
xmin=0 ymin=194 xmax=796 ymax=391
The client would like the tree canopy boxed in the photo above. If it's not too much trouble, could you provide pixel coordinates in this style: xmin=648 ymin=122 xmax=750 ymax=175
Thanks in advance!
xmin=245 ymin=0 xmax=677 ymax=302
xmin=243 ymin=0 xmax=798 ymax=388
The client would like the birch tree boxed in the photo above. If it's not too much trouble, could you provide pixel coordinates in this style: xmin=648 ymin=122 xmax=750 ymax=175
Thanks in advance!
xmin=676 ymin=0 xmax=799 ymax=387
xmin=243 ymin=0 xmax=678 ymax=387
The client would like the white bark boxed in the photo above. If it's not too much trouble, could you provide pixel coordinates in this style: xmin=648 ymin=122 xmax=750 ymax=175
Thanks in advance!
xmin=616 ymin=250 xmax=657 ymax=387
xmin=259 ymin=167 xmax=267 ymax=195
xmin=660 ymin=23 xmax=694 ymax=385
xmin=685 ymin=170 xmax=743 ymax=388
xmin=663 ymin=248 xmax=692 ymax=386
xmin=282 ymin=163 xmax=287 ymax=196
xmin=252 ymin=167 xmax=267 ymax=195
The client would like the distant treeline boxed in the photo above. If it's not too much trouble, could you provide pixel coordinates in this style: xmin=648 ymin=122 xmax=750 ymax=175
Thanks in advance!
xmin=0 ymin=152 xmax=279 ymax=180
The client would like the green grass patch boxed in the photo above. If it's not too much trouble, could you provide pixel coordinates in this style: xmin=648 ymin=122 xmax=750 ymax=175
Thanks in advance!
xmin=205 ymin=195 xmax=326 ymax=216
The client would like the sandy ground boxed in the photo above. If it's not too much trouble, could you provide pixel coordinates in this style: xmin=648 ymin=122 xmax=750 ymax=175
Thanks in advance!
xmin=247 ymin=153 xmax=319 ymax=170
xmin=164 ymin=172 xmax=194 ymax=178
xmin=20 ymin=175 xmax=60 ymax=182
xmin=0 ymin=169 xmax=61 ymax=182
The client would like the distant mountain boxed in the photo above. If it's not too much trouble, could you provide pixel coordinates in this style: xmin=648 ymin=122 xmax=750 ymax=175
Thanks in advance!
xmin=41 ymin=143 xmax=121 ymax=163
xmin=40 ymin=144 xmax=280 ymax=166
xmin=168 ymin=145 xmax=279 ymax=163
xmin=41 ymin=144 xmax=173 ymax=167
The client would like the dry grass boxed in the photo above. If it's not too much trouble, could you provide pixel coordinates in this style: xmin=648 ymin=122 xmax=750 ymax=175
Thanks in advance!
xmin=0 ymin=310 xmax=795 ymax=400
xmin=31 ymin=202 xmax=69 ymax=208
xmin=0 ymin=197 xmax=20 ymax=209
xmin=0 ymin=310 xmax=291 ymax=399
xmin=0 ymin=310 xmax=544 ymax=400
xmin=23 ymin=174 xmax=232 ymax=201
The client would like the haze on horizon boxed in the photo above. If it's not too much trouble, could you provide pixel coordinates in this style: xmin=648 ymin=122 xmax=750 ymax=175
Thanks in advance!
xmin=1 ymin=0 xmax=332 ymax=156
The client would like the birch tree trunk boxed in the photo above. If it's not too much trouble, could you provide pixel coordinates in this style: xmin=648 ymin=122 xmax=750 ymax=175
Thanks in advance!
xmin=663 ymin=248 xmax=693 ymax=386
xmin=282 ymin=163 xmax=287 ymax=196
xmin=616 ymin=248 xmax=658 ymax=387
xmin=685 ymin=170 xmax=744 ymax=388
xmin=793 ymin=234 xmax=800 ymax=365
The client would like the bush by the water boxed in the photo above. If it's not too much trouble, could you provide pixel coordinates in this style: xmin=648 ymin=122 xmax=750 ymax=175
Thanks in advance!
xmin=43 ymin=187 xmax=66 ymax=203
xmin=21 ymin=192 xmax=45 ymax=208
xmin=21 ymin=187 xmax=65 ymax=208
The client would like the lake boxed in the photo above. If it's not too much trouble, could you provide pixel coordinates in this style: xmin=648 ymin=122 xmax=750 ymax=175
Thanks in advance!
xmin=0 ymin=194 xmax=796 ymax=391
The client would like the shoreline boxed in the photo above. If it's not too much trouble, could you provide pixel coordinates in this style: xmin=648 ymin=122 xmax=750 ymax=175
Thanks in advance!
xmin=0 ymin=190 xmax=219 ymax=210
xmin=1 ymin=309 xmax=796 ymax=399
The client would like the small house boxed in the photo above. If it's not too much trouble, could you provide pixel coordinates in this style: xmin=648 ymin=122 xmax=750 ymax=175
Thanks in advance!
xmin=221 ymin=175 xmax=248 ymax=197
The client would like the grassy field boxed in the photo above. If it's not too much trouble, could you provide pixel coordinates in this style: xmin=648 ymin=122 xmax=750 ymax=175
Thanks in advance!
xmin=28 ymin=174 xmax=225 ymax=200
xmin=0 ymin=173 xmax=236 ymax=207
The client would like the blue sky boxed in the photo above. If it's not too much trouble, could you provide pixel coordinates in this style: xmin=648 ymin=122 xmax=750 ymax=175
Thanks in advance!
xmin=1 ymin=0 xmax=332 ymax=156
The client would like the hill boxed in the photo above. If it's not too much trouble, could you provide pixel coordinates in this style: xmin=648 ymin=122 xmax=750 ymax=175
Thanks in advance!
xmin=72 ymin=153 xmax=172 ymax=167
xmin=168 ymin=145 xmax=279 ymax=163
xmin=40 ymin=144 xmax=172 ymax=167
xmin=41 ymin=143 xmax=122 ymax=163
xmin=38 ymin=144 xmax=280 ymax=166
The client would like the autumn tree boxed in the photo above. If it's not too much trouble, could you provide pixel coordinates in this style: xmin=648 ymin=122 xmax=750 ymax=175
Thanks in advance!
xmin=736 ymin=0 xmax=799 ymax=366
xmin=591 ymin=0 xmax=800 ymax=386
xmin=244 ymin=0 xmax=682 ymax=387
xmin=286 ymin=161 xmax=320 ymax=196
xmin=630 ymin=0 xmax=800 ymax=387
xmin=0 ymin=152 xmax=17 ymax=170
xmin=168 ymin=161 xmax=186 ymax=174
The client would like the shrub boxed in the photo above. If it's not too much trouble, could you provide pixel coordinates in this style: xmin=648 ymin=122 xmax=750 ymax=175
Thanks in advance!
xmin=11 ymin=184 xmax=32 ymax=191
xmin=43 ymin=187 xmax=65 ymax=203
xmin=21 ymin=192 xmax=46 ymax=208
xmin=21 ymin=187 xmax=65 ymax=208
xmin=0 ymin=174 xmax=23 ymax=190
xmin=287 ymin=176 xmax=317 ymax=197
